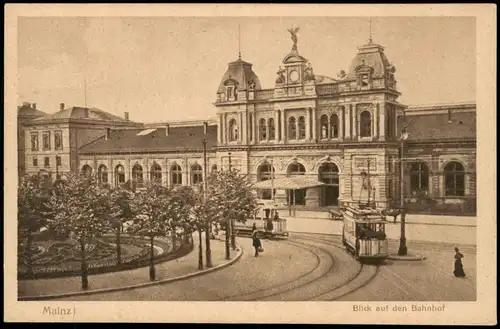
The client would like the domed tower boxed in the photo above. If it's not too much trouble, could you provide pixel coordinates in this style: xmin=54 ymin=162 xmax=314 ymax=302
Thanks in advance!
xmin=214 ymin=55 xmax=262 ymax=172
xmin=215 ymin=57 xmax=262 ymax=103
xmin=345 ymin=39 xmax=398 ymax=93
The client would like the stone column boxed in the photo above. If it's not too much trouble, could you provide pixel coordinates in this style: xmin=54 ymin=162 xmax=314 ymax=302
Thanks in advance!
xmin=373 ymin=104 xmax=378 ymax=138
xmin=275 ymin=110 xmax=280 ymax=143
xmin=163 ymin=159 xmax=168 ymax=187
xmin=352 ymin=104 xmax=357 ymax=139
xmin=280 ymin=109 xmax=286 ymax=142
xmin=221 ymin=114 xmax=226 ymax=144
xmin=345 ymin=104 xmax=351 ymax=139
xmin=312 ymin=107 xmax=317 ymax=141
xmin=379 ymin=102 xmax=386 ymax=141
xmin=242 ymin=112 xmax=248 ymax=144
xmin=126 ymin=158 xmax=132 ymax=182
xmin=239 ymin=112 xmax=243 ymax=143
xmin=217 ymin=114 xmax=222 ymax=144
xmin=108 ymin=157 xmax=113 ymax=188
xmin=252 ymin=111 xmax=257 ymax=144
xmin=340 ymin=106 xmax=345 ymax=140
xmin=306 ymin=107 xmax=311 ymax=141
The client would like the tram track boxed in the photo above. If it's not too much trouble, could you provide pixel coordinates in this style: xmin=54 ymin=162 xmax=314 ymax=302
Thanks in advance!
xmin=220 ymin=238 xmax=337 ymax=301
xmin=290 ymin=235 xmax=381 ymax=301
xmin=222 ymin=235 xmax=380 ymax=301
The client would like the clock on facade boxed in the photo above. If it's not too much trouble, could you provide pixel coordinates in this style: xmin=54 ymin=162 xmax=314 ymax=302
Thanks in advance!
xmin=289 ymin=70 xmax=299 ymax=83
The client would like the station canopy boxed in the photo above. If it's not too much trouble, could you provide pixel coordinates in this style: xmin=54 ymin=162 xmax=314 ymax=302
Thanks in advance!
xmin=252 ymin=176 xmax=326 ymax=190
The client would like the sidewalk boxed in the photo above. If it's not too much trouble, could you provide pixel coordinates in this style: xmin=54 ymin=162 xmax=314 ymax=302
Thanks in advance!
xmin=18 ymin=236 xmax=239 ymax=300
xmin=279 ymin=216 xmax=476 ymax=246
xmin=282 ymin=210 xmax=476 ymax=227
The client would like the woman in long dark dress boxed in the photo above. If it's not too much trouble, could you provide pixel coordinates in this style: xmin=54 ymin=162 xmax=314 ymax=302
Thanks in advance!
xmin=252 ymin=223 xmax=261 ymax=257
xmin=453 ymin=247 xmax=466 ymax=277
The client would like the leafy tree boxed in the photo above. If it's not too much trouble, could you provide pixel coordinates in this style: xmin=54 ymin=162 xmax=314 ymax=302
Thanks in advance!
xmin=128 ymin=181 xmax=172 ymax=281
xmin=189 ymin=186 xmax=214 ymax=269
xmin=17 ymin=174 xmax=49 ymax=278
xmin=168 ymin=185 xmax=196 ymax=249
xmin=108 ymin=187 xmax=135 ymax=264
xmin=205 ymin=169 xmax=258 ymax=259
xmin=44 ymin=173 xmax=110 ymax=290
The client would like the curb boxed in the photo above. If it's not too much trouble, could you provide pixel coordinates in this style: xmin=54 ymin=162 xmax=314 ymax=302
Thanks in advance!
xmin=19 ymin=245 xmax=244 ymax=301
xmin=387 ymin=254 xmax=427 ymax=261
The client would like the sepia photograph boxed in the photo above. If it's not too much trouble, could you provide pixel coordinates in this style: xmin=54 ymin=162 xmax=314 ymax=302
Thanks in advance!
xmin=4 ymin=3 xmax=496 ymax=325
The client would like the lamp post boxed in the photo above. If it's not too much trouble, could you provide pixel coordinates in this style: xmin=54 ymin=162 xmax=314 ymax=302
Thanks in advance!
xmin=203 ymin=137 xmax=212 ymax=268
xmin=398 ymin=126 xmax=409 ymax=256
xmin=228 ymin=153 xmax=236 ymax=250
xmin=55 ymin=155 xmax=60 ymax=180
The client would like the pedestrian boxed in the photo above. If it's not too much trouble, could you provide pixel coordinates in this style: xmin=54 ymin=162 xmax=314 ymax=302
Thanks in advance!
xmin=252 ymin=223 xmax=262 ymax=257
xmin=453 ymin=247 xmax=466 ymax=277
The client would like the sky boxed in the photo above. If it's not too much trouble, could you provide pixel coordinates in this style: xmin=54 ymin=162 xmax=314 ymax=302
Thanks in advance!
xmin=17 ymin=16 xmax=476 ymax=123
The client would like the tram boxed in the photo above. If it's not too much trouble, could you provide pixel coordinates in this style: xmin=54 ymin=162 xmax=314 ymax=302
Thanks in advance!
xmin=341 ymin=205 xmax=389 ymax=262
xmin=234 ymin=199 xmax=289 ymax=239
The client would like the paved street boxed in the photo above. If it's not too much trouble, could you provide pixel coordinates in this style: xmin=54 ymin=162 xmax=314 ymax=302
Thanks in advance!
xmin=53 ymin=233 xmax=476 ymax=302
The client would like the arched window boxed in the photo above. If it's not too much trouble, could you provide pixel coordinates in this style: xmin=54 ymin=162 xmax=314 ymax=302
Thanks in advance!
xmin=444 ymin=162 xmax=465 ymax=197
xmin=288 ymin=117 xmax=297 ymax=139
xmin=287 ymin=162 xmax=306 ymax=175
xmin=115 ymin=165 xmax=125 ymax=187
xmin=191 ymin=164 xmax=203 ymax=185
xmin=257 ymin=163 xmax=275 ymax=200
xmin=229 ymin=119 xmax=238 ymax=141
xmin=320 ymin=115 xmax=328 ymax=139
xmin=171 ymin=164 xmax=182 ymax=186
xmin=298 ymin=116 xmax=306 ymax=139
xmin=150 ymin=163 xmax=162 ymax=184
xmin=360 ymin=111 xmax=372 ymax=137
xmin=81 ymin=165 xmax=92 ymax=178
xmin=259 ymin=118 xmax=267 ymax=141
xmin=287 ymin=162 xmax=306 ymax=205
xmin=132 ymin=164 xmax=144 ymax=188
xmin=319 ymin=163 xmax=340 ymax=206
xmin=410 ymin=162 xmax=429 ymax=195
xmin=98 ymin=165 xmax=108 ymax=183
xmin=268 ymin=118 xmax=276 ymax=140
xmin=211 ymin=164 xmax=218 ymax=173
xmin=330 ymin=114 xmax=339 ymax=139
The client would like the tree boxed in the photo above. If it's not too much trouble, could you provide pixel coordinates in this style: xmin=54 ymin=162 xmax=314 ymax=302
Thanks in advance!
xmin=108 ymin=187 xmax=135 ymax=265
xmin=128 ymin=181 xmax=172 ymax=281
xmin=205 ymin=169 xmax=258 ymax=259
xmin=189 ymin=186 xmax=213 ymax=269
xmin=168 ymin=185 xmax=196 ymax=249
xmin=17 ymin=174 xmax=49 ymax=278
xmin=44 ymin=173 xmax=110 ymax=290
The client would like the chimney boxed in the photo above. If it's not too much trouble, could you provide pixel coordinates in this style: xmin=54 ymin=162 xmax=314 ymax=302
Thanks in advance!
xmin=84 ymin=108 xmax=89 ymax=118
xmin=23 ymin=101 xmax=31 ymax=107
xmin=203 ymin=121 xmax=208 ymax=135
xmin=165 ymin=124 xmax=170 ymax=136
xmin=32 ymin=103 xmax=37 ymax=109
xmin=124 ymin=112 xmax=129 ymax=121
xmin=60 ymin=103 xmax=65 ymax=111
xmin=105 ymin=128 xmax=111 ymax=140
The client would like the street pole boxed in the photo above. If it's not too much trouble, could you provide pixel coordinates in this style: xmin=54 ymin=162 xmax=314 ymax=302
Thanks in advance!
xmin=225 ymin=152 xmax=232 ymax=259
xmin=203 ymin=137 xmax=212 ymax=268
xmin=398 ymin=127 xmax=408 ymax=256
xmin=228 ymin=153 xmax=236 ymax=250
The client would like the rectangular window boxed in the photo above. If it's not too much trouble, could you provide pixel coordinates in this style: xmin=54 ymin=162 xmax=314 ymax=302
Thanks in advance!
xmin=56 ymin=156 xmax=62 ymax=166
xmin=54 ymin=131 xmax=63 ymax=150
xmin=387 ymin=157 xmax=393 ymax=173
xmin=44 ymin=157 xmax=50 ymax=168
xmin=42 ymin=132 xmax=51 ymax=151
xmin=32 ymin=158 xmax=38 ymax=167
xmin=30 ymin=134 xmax=39 ymax=151
xmin=388 ymin=180 xmax=393 ymax=199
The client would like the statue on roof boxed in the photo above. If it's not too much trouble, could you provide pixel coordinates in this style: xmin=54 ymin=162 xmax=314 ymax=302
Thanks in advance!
xmin=304 ymin=62 xmax=315 ymax=81
xmin=275 ymin=66 xmax=286 ymax=84
xmin=287 ymin=27 xmax=300 ymax=51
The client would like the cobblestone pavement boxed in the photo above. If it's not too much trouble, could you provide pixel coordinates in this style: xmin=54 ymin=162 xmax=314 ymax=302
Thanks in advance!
xmin=55 ymin=233 xmax=476 ymax=302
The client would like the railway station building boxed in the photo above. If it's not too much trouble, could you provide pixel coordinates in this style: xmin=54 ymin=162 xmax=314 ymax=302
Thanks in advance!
xmin=19 ymin=37 xmax=477 ymax=215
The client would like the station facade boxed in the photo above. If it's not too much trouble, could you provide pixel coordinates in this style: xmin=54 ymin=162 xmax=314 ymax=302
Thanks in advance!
xmin=19 ymin=36 xmax=476 ymax=215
